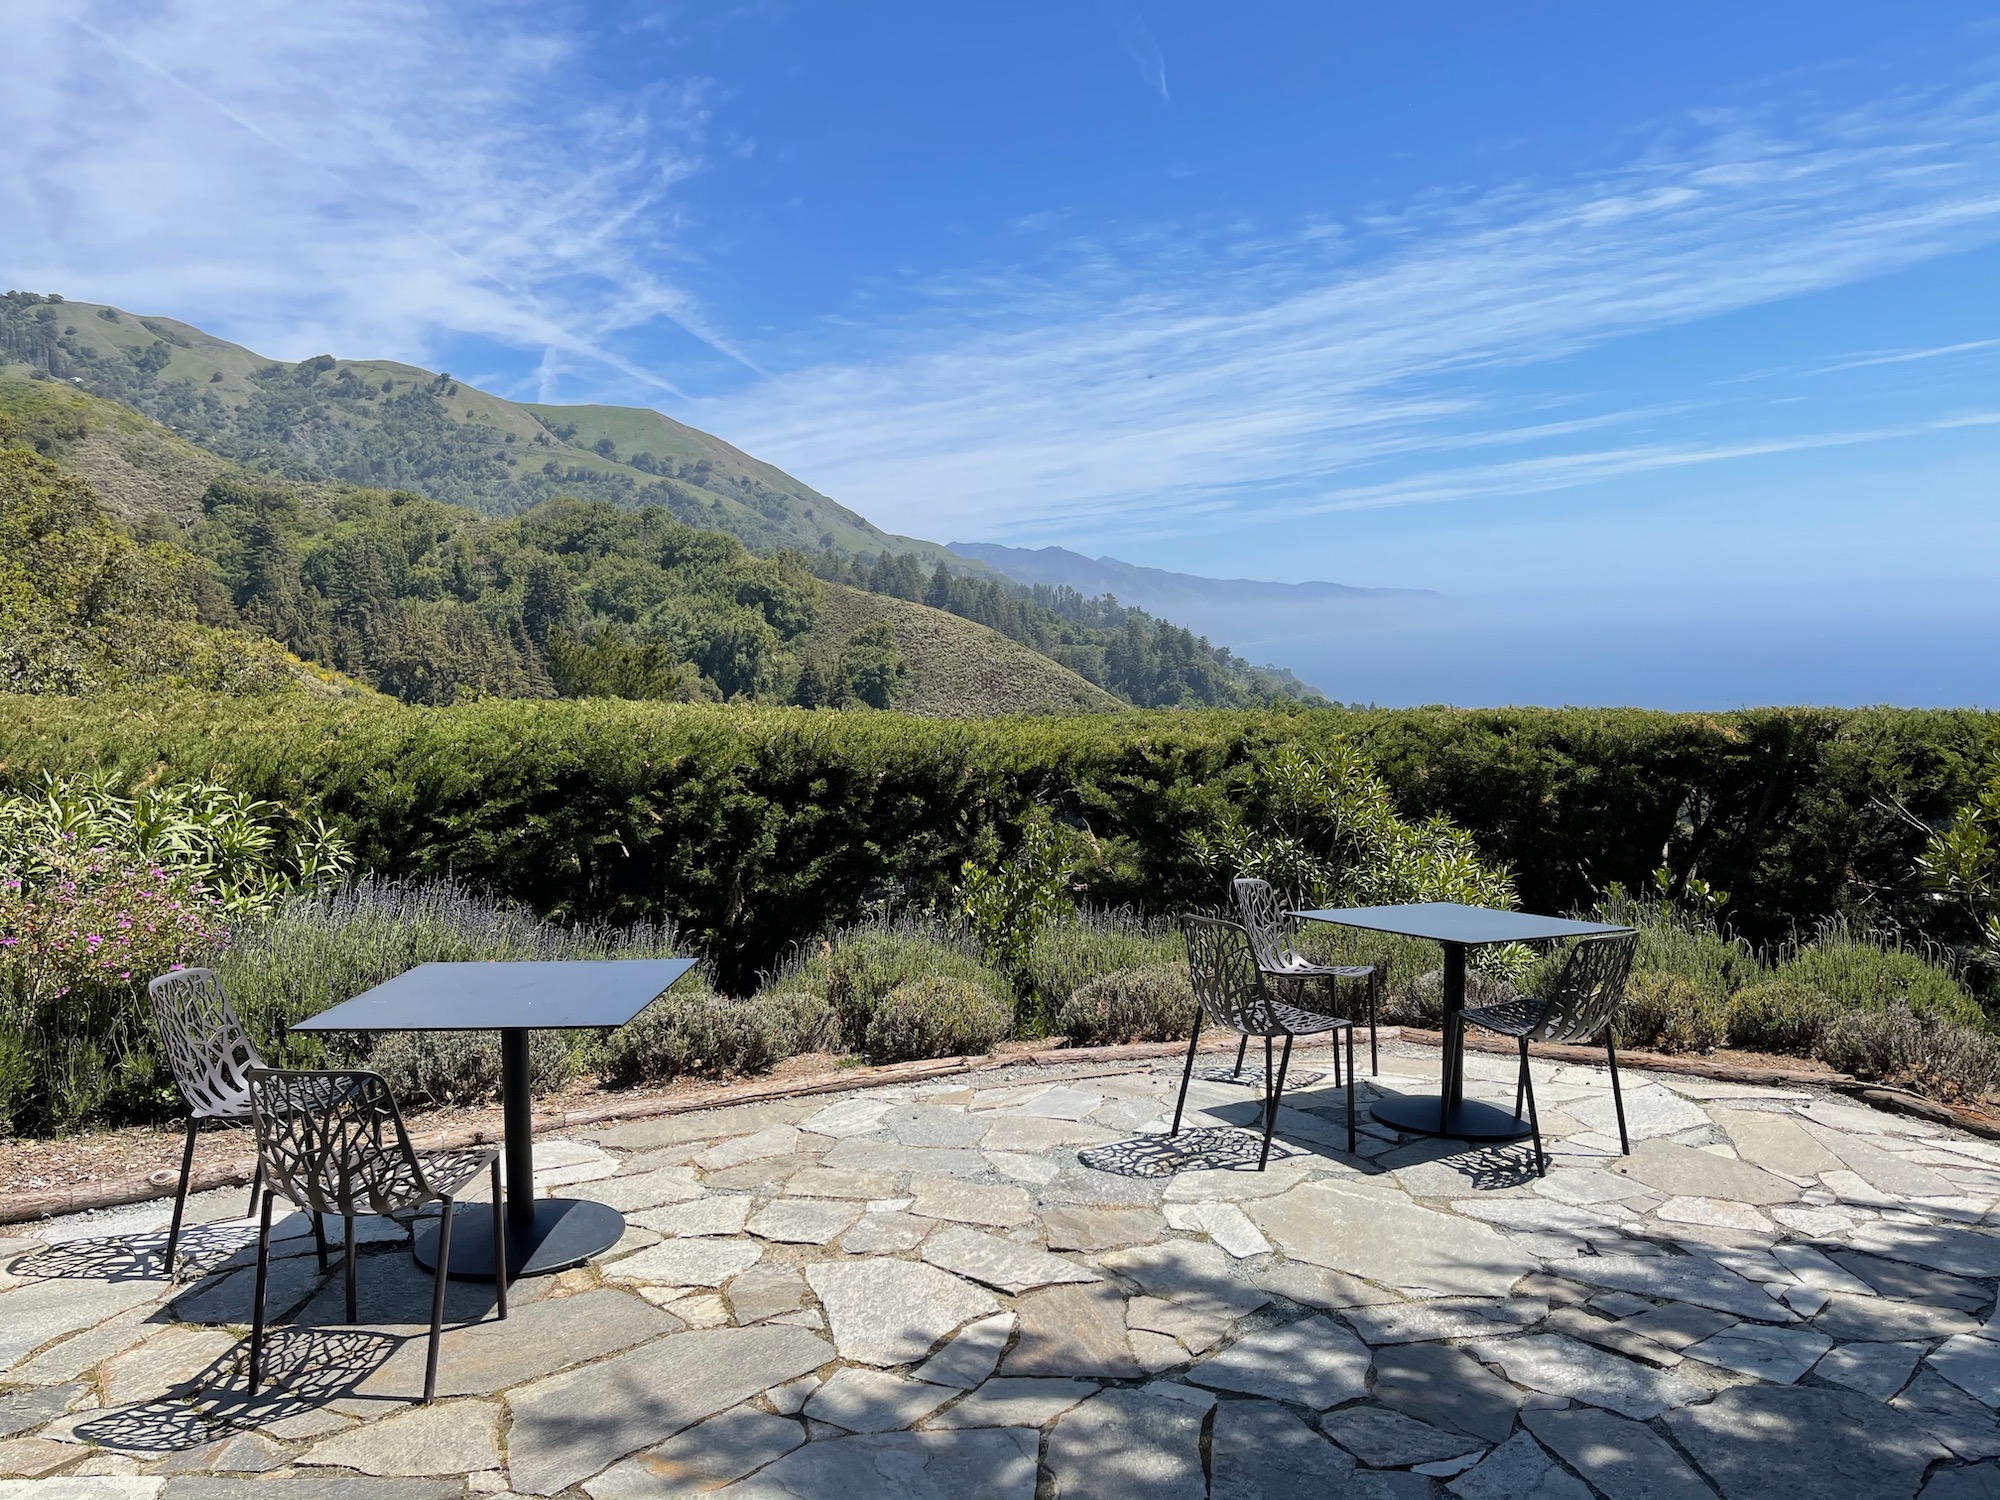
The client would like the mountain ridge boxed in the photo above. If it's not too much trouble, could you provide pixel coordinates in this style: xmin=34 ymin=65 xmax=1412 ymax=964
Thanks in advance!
xmin=949 ymin=541 xmax=1431 ymax=615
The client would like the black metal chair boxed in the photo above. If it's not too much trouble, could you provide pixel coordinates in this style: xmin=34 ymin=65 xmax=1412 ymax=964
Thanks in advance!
xmin=1232 ymin=877 xmax=1385 ymax=1077
xmin=1459 ymin=932 xmax=1639 ymax=1176
xmin=146 ymin=968 xmax=291 ymax=1278
xmin=1172 ymin=915 xmax=1356 ymax=1168
xmin=245 ymin=1068 xmax=507 ymax=1403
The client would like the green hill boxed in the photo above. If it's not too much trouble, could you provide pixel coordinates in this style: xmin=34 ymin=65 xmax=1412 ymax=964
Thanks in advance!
xmin=0 ymin=290 xmax=954 ymax=562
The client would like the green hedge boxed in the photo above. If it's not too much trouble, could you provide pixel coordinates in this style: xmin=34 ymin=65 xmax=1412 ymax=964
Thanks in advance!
xmin=2 ymin=695 xmax=1995 ymax=993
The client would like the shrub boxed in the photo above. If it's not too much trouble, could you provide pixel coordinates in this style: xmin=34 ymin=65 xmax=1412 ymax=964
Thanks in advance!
xmin=602 ymin=987 xmax=841 ymax=1086
xmin=1817 ymin=1004 xmax=2000 ymax=1103
xmin=766 ymin=915 xmax=1011 ymax=1050
xmin=1055 ymin=963 xmax=1196 ymax=1046
xmin=1595 ymin=895 xmax=1759 ymax=1000
xmin=1614 ymin=971 xmax=1726 ymax=1054
xmin=1021 ymin=908 xmax=1184 ymax=1010
xmin=368 ymin=1030 xmax=572 ymax=1108
xmin=863 ymin=976 xmax=1013 ymax=1063
xmin=1772 ymin=924 xmax=1983 ymax=1028
xmin=1385 ymin=967 xmax=1518 ymax=1029
xmin=1726 ymin=980 xmax=1841 ymax=1056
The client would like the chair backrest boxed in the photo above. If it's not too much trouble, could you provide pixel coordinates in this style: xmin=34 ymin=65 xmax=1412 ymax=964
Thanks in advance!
xmin=246 ymin=1069 xmax=432 ymax=1217
xmin=1180 ymin=915 xmax=1276 ymax=1036
xmin=146 ymin=968 xmax=264 ymax=1120
xmin=1232 ymin=877 xmax=1302 ymax=972
xmin=1532 ymin=933 xmax=1640 ymax=1045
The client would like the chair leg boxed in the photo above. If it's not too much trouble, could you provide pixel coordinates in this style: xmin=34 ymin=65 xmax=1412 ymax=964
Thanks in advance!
xmin=424 ymin=1199 xmax=455 ymax=1404
xmin=1232 ymin=1033 xmax=1248 ymax=1079
xmin=164 ymin=1117 xmax=197 ymax=1279
xmin=343 ymin=1215 xmax=358 ymax=1324
xmin=1606 ymin=1034 xmax=1631 ymax=1156
xmin=1514 ymin=1042 xmax=1529 ymax=1122
xmin=1519 ymin=1037 xmax=1545 ymax=1177
xmin=311 ymin=1211 xmax=328 ymax=1272
xmin=1262 ymin=1034 xmax=1275 ymax=1135
xmin=1368 ymin=969 xmax=1380 ymax=1076
xmin=490 ymin=1158 xmax=508 ymax=1321
xmin=1169 ymin=1015 xmax=1204 ymax=1137
xmin=247 ymin=1188 xmax=276 ymax=1396
xmin=1344 ymin=1025 xmax=1356 ymax=1154
xmin=246 ymin=1159 xmax=264 ymax=1223
xmin=1260 ymin=1035 xmax=1294 ymax=1170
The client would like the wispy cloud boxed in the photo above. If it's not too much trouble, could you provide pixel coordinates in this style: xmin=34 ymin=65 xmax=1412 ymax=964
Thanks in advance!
xmin=0 ymin=0 xmax=718 ymax=387
xmin=1116 ymin=12 xmax=1169 ymax=104
xmin=695 ymin=72 xmax=2000 ymax=543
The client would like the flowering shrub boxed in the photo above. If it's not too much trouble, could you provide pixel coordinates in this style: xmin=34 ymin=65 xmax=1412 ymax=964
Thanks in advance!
xmin=0 ymin=776 xmax=351 ymax=1132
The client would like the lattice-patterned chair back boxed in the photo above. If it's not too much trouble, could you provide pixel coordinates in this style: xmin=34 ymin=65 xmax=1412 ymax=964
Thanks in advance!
xmin=147 ymin=968 xmax=264 ymax=1120
xmin=1231 ymin=877 xmax=1306 ymax=973
xmin=1180 ymin=915 xmax=1275 ymax=1035
xmin=247 ymin=1069 xmax=434 ymax=1219
xmin=1530 ymin=933 xmax=1639 ymax=1045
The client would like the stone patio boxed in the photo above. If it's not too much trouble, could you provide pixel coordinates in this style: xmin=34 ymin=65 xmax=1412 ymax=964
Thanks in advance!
xmin=5 ymin=1040 xmax=2000 ymax=1498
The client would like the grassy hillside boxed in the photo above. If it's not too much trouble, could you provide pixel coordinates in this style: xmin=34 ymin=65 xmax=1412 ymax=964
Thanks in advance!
xmin=803 ymin=584 xmax=1123 ymax=718
xmin=0 ymin=376 xmax=228 ymax=526
xmin=0 ymin=290 xmax=958 ymax=563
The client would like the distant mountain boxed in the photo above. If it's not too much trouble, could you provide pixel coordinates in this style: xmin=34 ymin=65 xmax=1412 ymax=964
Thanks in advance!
xmin=948 ymin=541 xmax=1428 ymax=616
xmin=0 ymin=291 xmax=963 ymax=567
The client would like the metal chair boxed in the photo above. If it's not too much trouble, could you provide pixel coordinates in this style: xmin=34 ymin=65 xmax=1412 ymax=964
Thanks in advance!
xmin=1459 ymin=932 xmax=1639 ymax=1176
xmin=146 ymin=968 xmax=288 ymax=1278
xmin=1172 ymin=915 xmax=1356 ymax=1168
xmin=245 ymin=1068 xmax=506 ymax=1404
xmin=1232 ymin=877 xmax=1384 ymax=1077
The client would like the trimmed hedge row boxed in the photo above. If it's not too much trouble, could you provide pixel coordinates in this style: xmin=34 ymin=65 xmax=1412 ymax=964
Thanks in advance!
xmin=1 ymin=694 xmax=1994 ymax=992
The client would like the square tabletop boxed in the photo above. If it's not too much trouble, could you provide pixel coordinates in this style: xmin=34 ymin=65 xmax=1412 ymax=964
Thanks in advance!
xmin=291 ymin=958 xmax=699 ymax=1033
xmin=1291 ymin=901 xmax=1632 ymax=947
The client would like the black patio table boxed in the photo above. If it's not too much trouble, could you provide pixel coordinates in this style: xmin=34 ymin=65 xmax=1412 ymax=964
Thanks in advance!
xmin=1291 ymin=902 xmax=1632 ymax=1143
xmin=293 ymin=957 xmax=697 ymax=1279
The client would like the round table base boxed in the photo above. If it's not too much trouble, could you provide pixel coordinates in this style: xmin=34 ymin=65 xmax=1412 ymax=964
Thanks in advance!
xmin=413 ymin=1197 xmax=625 ymax=1281
xmin=1371 ymin=1094 xmax=1534 ymax=1143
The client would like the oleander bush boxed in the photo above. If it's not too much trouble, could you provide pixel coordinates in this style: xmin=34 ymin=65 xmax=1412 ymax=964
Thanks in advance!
xmin=1055 ymin=962 xmax=1198 ymax=1046
xmin=1770 ymin=922 xmax=1983 ymax=1028
xmin=1816 ymin=1004 xmax=2000 ymax=1103
xmin=764 ymin=915 xmax=1012 ymax=1050
xmin=601 ymin=986 xmax=840 ymax=1086
xmin=863 ymin=976 xmax=1014 ymax=1063
xmin=1615 ymin=971 xmax=1728 ymax=1054
xmin=1725 ymin=979 xmax=1842 ymax=1056
xmin=369 ymin=1029 xmax=574 ymax=1108
xmin=1020 ymin=908 xmax=1185 ymax=1013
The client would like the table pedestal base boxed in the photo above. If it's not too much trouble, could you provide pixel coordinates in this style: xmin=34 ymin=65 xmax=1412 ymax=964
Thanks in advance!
xmin=413 ymin=1197 xmax=625 ymax=1281
xmin=1372 ymin=1095 xmax=1534 ymax=1143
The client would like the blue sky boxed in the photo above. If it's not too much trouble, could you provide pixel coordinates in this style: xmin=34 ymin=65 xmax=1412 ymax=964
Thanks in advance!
xmin=7 ymin=2 xmax=2000 ymax=702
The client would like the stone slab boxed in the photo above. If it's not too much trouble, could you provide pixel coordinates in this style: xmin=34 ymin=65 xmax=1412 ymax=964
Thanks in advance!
xmin=301 ymin=1401 xmax=501 ymax=1476
xmin=1711 ymin=1108 xmax=1842 ymax=1178
xmin=1523 ymin=1406 xmax=1714 ymax=1500
xmin=1850 ymin=1222 xmax=2000 ymax=1280
xmin=1609 ymin=1140 xmax=1801 ymax=1205
xmin=1187 ymin=1314 xmax=1371 ymax=1408
xmin=924 ymin=1378 xmax=1094 ymax=1429
xmin=1347 ymin=1297 xmax=1548 ymax=1346
xmin=1560 ymin=1252 xmax=1791 ymax=1322
xmin=920 ymin=1227 xmax=1099 ymax=1295
xmin=1447 ymin=1431 xmax=1590 ymax=1500
xmin=913 ymin=1314 xmax=1015 ymax=1390
xmin=839 ymin=1213 xmax=932 ymax=1255
xmin=505 ymin=1324 xmax=832 ymax=1495
xmin=1040 ymin=1207 xmax=1165 ymax=1252
xmin=1373 ymin=1341 xmax=1524 ymax=1444
xmin=805 ymin=1369 xmax=956 ymax=1433
xmin=1815 ymin=1341 xmax=1926 ymax=1400
xmin=1935 ymin=1337 xmax=2000 ymax=1409
xmin=1468 ymin=1334 xmax=1701 ymax=1420
xmin=907 ymin=1177 xmax=1036 ymax=1229
xmin=1246 ymin=1178 xmax=1533 ymax=1298
xmin=747 ymin=1200 xmax=862 ymax=1245
xmin=807 ymin=1261 xmax=999 ymax=1368
xmin=1830 ymin=1250 xmax=1989 ymax=1310
xmin=571 ymin=1167 xmax=705 ymax=1212
xmin=631 ymin=1196 xmax=753 ymax=1237
xmin=1684 ymin=1323 xmax=1831 ymax=1384
xmin=608 ymin=1237 xmax=762 ymax=1288
xmin=358 ymin=1288 xmax=676 ymax=1399
xmin=1814 ymin=1293 xmax=1978 ymax=1343
xmin=727 ymin=1262 xmax=808 ymax=1324
xmin=1323 ymin=1405 xmax=1483 ymax=1468
xmin=1666 ymin=1382 xmax=1949 ymax=1500
xmin=1211 ymin=1400 xmax=1382 ymax=1500
xmin=1046 ymin=1389 xmax=1204 ymax=1500
xmin=1002 ymin=1283 xmax=1143 ymax=1379
xmin=1892 ymin=1372 xmax=2000 ymax=1461
xmin=716 ymin=1427 xmax=1038 ymax=1500
xmin=584 ymin=1405 xmax=805 ymax=1498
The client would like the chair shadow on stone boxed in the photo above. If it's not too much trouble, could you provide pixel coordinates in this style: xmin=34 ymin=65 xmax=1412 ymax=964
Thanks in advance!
xmin=1078 ymin=1126 xmax=1301 ymax=1179
xmin=1193 ymin=1065 xmax=1326 ymax=1090
xmin=70 ymin=1326 xmax=397 ymax=1454
xmin=4 ymin=1219 xmax=262 ymax=1286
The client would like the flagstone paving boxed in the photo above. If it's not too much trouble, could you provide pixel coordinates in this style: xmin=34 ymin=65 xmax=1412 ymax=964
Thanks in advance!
xmin=9 ymin=1043 xmax=2000 ymax=1496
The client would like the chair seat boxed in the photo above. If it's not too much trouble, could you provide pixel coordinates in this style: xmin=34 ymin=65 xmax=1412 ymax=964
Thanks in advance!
xmin=1262 ymin=995 xmax=1358 ymax=1038
xmin=413 ymin=1147 xmax=501 ymax=1204
xmin=1270 ymin=960 xmax=1375 ymax=981
xmin=1461 ymin=996 xmax=1552 ymax=1039
xmin=190 ymin=1091 xmax=253 ymax=1122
